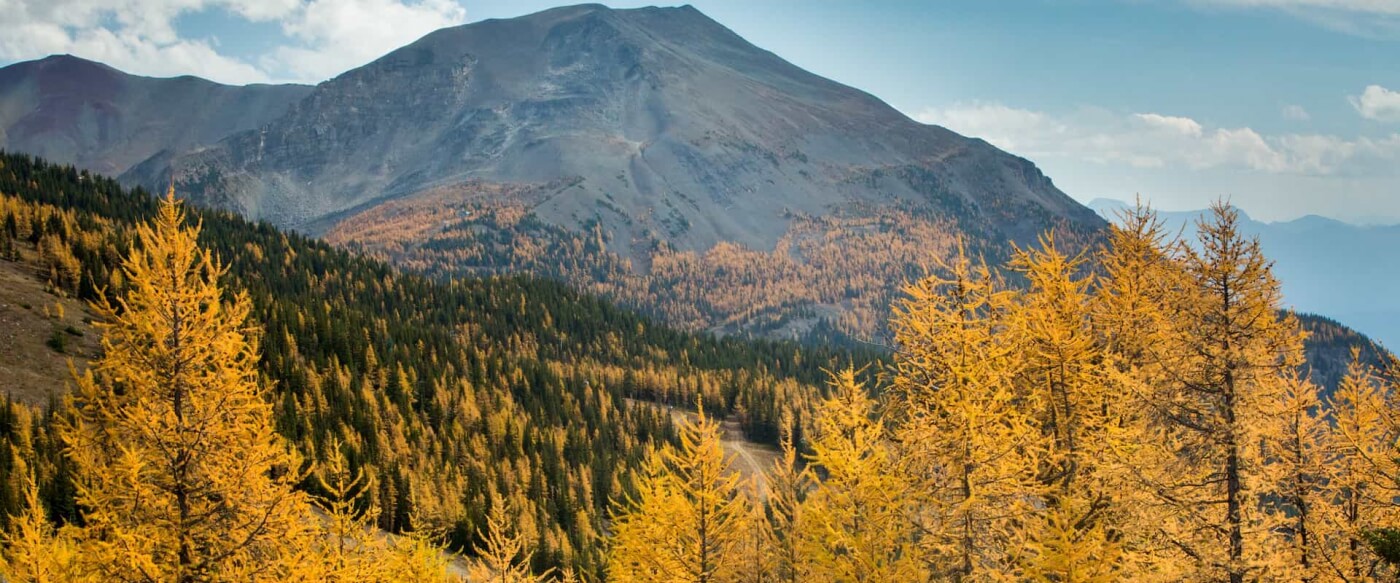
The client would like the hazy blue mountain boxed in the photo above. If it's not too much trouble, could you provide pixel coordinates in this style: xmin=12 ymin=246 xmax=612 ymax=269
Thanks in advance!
xmin=1091 ymin=198 xmax=1400 ymax=349
xmin=0 ymin=55 xmax=311 ymax=176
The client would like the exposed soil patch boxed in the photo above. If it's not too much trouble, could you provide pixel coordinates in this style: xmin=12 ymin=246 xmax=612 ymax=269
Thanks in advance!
xmin=0 ymin=256 xmax=99 ymax=404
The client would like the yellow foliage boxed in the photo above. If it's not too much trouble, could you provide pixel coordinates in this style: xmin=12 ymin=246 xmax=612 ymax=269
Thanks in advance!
xmin=308 ymin=438 xmax=395 ymax=582
xmin=469 ymin=493 xmax=553 ymax=583
xmin=62 ymin=191 xmax=314 ymax=581
xmin=766 ymin=415 xmax=810 ymax=583
xmin=797 ymin=369 xmax=925 ymax=582
xmin=1258 ymin=371 xmax=1337 ymax=582
xmin=0 ymin=467 xmax=90 ymax=583
xmin=1144 ymin=203 xmax=1303 ymax=581
xmin=1014 ymin=498 xmax=1122 ymax=583
xmin=1322 ymin=355 xmax=1400 ymax=580
xmin=889 ymin=242 xmax=1043 ymax=579
xmin=609 ymin=407 xmax=750 ymax=583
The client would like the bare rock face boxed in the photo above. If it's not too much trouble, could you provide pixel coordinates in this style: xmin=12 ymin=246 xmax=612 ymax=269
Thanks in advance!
xmin=123 ymin=4 xmax=1102 ymax=253
xmin=0 ymin=55 xmax=311 ymax=176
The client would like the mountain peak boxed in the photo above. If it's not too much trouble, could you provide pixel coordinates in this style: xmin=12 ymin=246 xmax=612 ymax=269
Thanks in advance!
xmin=32 ymin=54 xmax=103 ymax=66
xmin=28 ymin=54 xmax=110 ymax=68
xmin=2 ymin=54 xmax=123 ymax=83
xmin=121 ymin=2 xmax=1100 ymax=252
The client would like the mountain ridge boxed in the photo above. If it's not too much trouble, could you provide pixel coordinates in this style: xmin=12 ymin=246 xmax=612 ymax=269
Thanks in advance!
xmin=0 ymin=54 xmax=312 ymax=176
xmin=121 ymin=3 xmax=1101 ymax=253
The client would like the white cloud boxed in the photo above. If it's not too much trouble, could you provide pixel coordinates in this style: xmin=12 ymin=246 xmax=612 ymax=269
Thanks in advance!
xmin=915 ymin=101 xmax=1400 ymax=175
xmin=0 ymin=0 xmax=467 ymax=84
xmin=918 ymin=103 xmax=1063 ymax=152
xmin=266 ymin=0 xmax=466 ymax=82
xmin=1351 ymin=85 xmax=1400 ymax=122
xmin=0 ymin=0 xmax=288 ymax=83
xmin=1134 ymin=113 xmax=1205 ymax=137
xmin=1282 ymin=104 xmax=1311 ymax=120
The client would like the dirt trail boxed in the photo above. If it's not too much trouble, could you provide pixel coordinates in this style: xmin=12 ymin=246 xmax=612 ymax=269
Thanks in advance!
xmin=627 ymin=399 xmax=780 ymax=497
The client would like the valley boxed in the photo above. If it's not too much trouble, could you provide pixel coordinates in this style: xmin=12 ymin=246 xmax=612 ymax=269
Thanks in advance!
xmin=0 ymin=2 xmax=1397 ymax=581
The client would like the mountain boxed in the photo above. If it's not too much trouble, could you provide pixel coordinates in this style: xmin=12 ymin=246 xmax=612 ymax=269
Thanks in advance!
xmin=128 ymin=4 xmax=1098 ymax=246
xmin=1296 ymin=313 xmax=1391 ymax=396
xmin=115 ymin=4 xmax=1101 ymax=338
xmin=0 ymin=55 xmax=311 ymax=176
xmin=1090 ymin=198 xmax=1400 ymax=349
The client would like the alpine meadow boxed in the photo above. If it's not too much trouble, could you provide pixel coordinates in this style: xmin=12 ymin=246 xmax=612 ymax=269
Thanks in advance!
xmin=0 ymin=2 xmax=1397 ymax=582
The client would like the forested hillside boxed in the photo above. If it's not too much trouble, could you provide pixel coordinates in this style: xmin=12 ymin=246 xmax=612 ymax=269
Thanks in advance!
xmin=611 ymin=205 xmax=1400 ymax=582
xmin=0 ymin=152 xmax=867 ymax=577
xmin=324 ymin=186 xmax=983 ymax=340
xmin=1298 ymin=313 xmax=1390 ymax=394
xmin=87 ymin=3 xmax=1107 ymax=343
xmin=2 ymin=151 xmax=1396 ymax=582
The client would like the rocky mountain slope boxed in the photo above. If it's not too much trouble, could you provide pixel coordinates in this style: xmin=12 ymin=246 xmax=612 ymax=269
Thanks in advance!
xmin=125 ymin=4 xmax=1101 ymax=256
xmin=4 ymin=5 xmax=1107 ymax=338
xmin=0 ymin=55 xmax=311 ymax=176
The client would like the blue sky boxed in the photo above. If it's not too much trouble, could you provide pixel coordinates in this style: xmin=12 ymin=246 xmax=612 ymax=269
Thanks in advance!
xmin=4 ymin=0 xmax=1400 ymax=223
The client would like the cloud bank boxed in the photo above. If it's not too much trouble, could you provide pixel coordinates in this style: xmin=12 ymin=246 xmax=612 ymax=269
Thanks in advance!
xmin=916 ymin=102 xmax=1400 ymax=176
xmin=0 ymin=0 xmax=467 ymax=84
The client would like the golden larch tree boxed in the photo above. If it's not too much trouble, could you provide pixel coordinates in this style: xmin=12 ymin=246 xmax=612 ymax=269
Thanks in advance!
xmin=1093 ymin=200 xmax=1181 ymax=368
xmin=609 ymin=406 xmax=750 ymax=583
xmin=306 ymin=438 xmax=396 ymax=582
xmin=0 ymin=465 xmax=88 ymax=583
xmin=798 ymin=368 xmax=925 ymax=582
xmin=1006 ymin=234 xmax=1125 ymax=580
xmin=766 ymin=414 xmax=809 ymax=583
xmin=888 ymin=243 xmax=1044 ymax=580
xmin=1149 ymin=202 xmax=1303 ymax=582
xmin=607 ymin=450 xmax=678 ymax=582
xmin=733 ymin=478 xmax=777 ymax=583
xmin=469 ymin=492 xmax=552 ymax=583
xmin=1258 ymin=371 xmax=1335 ymax=582
xmin=63 ymin=191 xmax=313 ymax=582
xmin=1323 ymin=354 xmax=1400 ymax=581
xmin=379 ymin=525 xmax=458 ymax=582
xmin=1091 ymin=201 xmax=1196 ymax=580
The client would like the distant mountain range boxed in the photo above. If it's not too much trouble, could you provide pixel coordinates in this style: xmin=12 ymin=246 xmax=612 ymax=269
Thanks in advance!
xmin=0 ymin=55 xmax=310 ymax=177
xmin=123 ymin=4 xmax=1101 ymax=251
xmin=1091 ymin=199 xmax=1400 ymax=349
